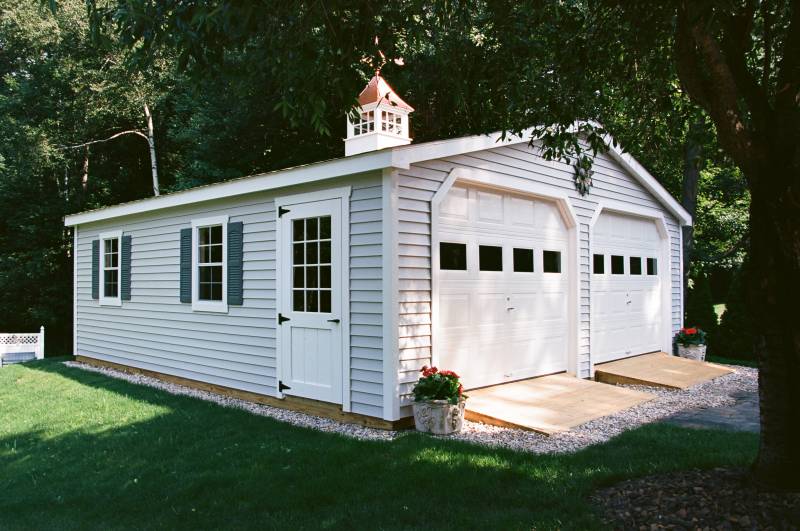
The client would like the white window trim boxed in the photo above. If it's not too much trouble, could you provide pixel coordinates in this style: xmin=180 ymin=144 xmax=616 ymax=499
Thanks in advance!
xmin=99 ymin=230 xmax=123 ymax=307
xmin=191 ymin=215 xmax=229 ymax=313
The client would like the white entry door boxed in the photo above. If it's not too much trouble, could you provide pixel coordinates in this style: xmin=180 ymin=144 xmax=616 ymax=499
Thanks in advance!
xmin=278 ymin=198 xmax=343 ymax=403
xmin=591 ymin=211 xmax=662 ymax=363
xmin=436 ymin=184 xmax=570 ymax=389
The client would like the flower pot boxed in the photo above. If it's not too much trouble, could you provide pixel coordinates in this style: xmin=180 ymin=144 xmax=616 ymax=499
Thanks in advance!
xmin=412 ymin=399 xmax=466 ymax=435
xmin=677 ymin=344 xmax=707 ymax=361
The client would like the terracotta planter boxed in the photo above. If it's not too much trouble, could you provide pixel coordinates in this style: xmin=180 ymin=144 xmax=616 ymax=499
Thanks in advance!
xmin=412 ymin=399 xmax=466 ymax=435
xmin=677 ymin=344 xmax=707 ymax=361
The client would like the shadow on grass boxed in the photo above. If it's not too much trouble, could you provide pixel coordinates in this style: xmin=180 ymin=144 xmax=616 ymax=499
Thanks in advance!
xmin=0 ymin=360 xmax=759 ymax=530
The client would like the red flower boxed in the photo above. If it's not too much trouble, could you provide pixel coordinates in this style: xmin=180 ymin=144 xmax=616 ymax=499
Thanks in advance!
xmin=685 ymin=327 xmax=698 ymax=334
xmin=439 ymin=370 xmax=459 ymax=379
xmin=420 ymin=365 xmax=439 ymax=377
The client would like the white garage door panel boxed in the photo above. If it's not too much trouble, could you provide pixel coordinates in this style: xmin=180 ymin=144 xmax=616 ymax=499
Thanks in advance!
xmin=437 ymin=184 xmax=570 ymax=389
xmin=592 ymin=212 xmax=662 ymax=363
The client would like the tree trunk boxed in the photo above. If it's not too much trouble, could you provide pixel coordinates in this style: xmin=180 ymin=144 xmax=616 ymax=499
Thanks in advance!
xmin=748 ymin=158 xmax=800 ymax=490
xmin=681 ymin=131 xmax=702 ymax=298
xmin=143 ymin=102 xmax=159 ymax=196
xmin=81 ymin=145 xmax=90 ymax=194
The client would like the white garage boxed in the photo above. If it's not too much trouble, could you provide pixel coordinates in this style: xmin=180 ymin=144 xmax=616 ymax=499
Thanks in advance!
xmin=433 ymin=183 xmax=572 ymax=389
xmin=591 ymin=211 xmax=665 ymax=363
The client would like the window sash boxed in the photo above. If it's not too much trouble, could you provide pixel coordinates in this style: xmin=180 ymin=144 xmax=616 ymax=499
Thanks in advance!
xmin=99 ymin=232 xmax=122 ymax=305
xmin=192 ymin=216 xmax=228 ymax=312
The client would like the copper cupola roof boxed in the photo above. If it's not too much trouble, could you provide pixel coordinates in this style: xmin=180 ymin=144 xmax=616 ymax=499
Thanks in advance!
xmin=357 ymin=74 xmax=415 ymax=112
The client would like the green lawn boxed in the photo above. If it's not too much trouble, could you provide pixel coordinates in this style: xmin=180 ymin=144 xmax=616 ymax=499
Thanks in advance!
xmin=1 ymin=360 xmax=758 ymax=530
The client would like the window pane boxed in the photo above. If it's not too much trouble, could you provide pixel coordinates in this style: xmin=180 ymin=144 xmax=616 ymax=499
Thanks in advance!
xmin=306 ymin=266 xmax=318 ymax=289
xmin=513 ymin=248 xmax=534 ymax=272
xmin=306 ymin=217 xmax=318 ymax=240
xmin=199 ymin=283 xmax=212 ymax=301
xmin=306 ymin=290 xmax=318 ymax=312
xmin=306 ymin=242 xmax=318 ymax=265
xmin=319 ymin=241 xmax=331 ymax=264
xmin=320 ymin=216 xmax=331 ymax=239
xmin=611 ymin=255 xmax=625 ymax=275
xmin=293 ymin=243 xmax=304 ymax=265
xmin=211 ymin=283 xmax=222 ymax=301
xmin=479 ymin=245 xmax=503 ymax=272
xmin=210 ymin=244 xmax=222 ymax=263
xmin=199 ymin=266 xmax=213 ymax=283
xmin=293 ymin=290 xmax=305 ymax=311
xmin=104 ymin=270 xmax=118 ymax=297
xmin=440 ymin=242 xmax=467 ymax=271
xmin=320 ymin=290 xmax=331 ymax=313
xmin=630 ymin=257 xmax=642 ymax=275
xmin=210 ymin=225 xmax=222 ymax=244
xmin=293 ymin=266 xmax=304 ymax=288
xmin=543 ymin=250 xmax=561 ymax=273
xmin=211 ymin=266 xmax=222 ymax=283
xmin=320 ymin=266 xmax=331 ymax=288
xmin=199 ymin=227 xmax=210 ymax=246
xmin=293 ymin=219 xmax=304 ymax=242
xmin=593 ymin=254 xmax=605 ymax=274
xmin=647 ymin=258 xmax=658 ymax=275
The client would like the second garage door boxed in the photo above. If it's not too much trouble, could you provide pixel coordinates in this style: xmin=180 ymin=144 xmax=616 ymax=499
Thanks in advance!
xmin=435 ymin=184 xmax=570 ymax=389
xmin=591 ymin=211 xmax=663 ymax=363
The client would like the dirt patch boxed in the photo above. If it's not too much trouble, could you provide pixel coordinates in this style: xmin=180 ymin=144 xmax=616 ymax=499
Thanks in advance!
xmin=591 ymin=467 xmax=800 ymax=529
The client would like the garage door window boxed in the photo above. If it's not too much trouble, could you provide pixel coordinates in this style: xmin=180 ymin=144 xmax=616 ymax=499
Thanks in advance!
xmin=647 ymin=257 xmax=658 ymax=275
xmin=479 ymin=245 xmax=503 ymax=271
xmin=593 ymin=254 xmax=604 ymax=274
xmin=513 ymin=248 xmax=534 ymax=272
xmin=611 ymin=255 xmax=625 ymax=275
xmin=542 ymin=250 xmax=561 ymax=273
xmin=630 ymin=256 xmax=642 ymax=275
xmin=440 ymin=242 xmax=467 ymax=271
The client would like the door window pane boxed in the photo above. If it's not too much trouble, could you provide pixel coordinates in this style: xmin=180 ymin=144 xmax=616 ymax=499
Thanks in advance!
xmin=593 ymin=254 xmax=604 ymax=274
xmin=543 ymin=250 xmax=561 ymax=273
xmin=611 ymin=255 xmax=625 ymax=275
xmin=291 ymin=215 xmax=332 ymax=313
xmin=479 ymin=245 xmax=503 ymax=271
xmin=630 ymin=257 xmax=642 ymax=275
xmin=513 ymin=248 xmax=534 ymax=272
xmin=440 ymin=242 xmax=467 ymax=271
xmin=647 ymin=258 xmax=658 ymax=275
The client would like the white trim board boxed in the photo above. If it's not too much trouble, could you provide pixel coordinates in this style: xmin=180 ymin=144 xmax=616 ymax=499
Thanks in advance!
xmin=65 ymin=126 xmax=691 ymax=229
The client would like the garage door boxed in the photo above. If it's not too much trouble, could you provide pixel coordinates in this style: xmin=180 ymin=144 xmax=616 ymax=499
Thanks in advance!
xmin=436 ymin=184 xmax=570 ymax=389
xmin=591 ymin=211 xmax=662 ymax=363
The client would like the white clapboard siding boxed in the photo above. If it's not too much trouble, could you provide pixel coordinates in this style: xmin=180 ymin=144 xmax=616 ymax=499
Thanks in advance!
xmin=76 ymin=174 xmax=384 ymax=417
xmin=395 ymin=142 xmax=682 ymax=415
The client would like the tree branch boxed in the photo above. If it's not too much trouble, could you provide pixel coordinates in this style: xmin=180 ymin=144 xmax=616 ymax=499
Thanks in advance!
xmin=59 ymin=129 xmax=148 ymax=150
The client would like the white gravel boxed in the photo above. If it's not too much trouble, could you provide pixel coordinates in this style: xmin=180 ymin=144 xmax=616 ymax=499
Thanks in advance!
xmin=63 ymin=360 xmax=757 ymax=454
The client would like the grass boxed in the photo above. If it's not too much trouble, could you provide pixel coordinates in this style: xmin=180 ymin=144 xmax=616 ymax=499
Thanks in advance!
xmin=1 ymin=360 xmax=758 ymax=530
xmin=707 ymin=355 xmax=758 ymax=368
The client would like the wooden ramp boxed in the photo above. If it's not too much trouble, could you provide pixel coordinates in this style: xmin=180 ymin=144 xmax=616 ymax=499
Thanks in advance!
xmin=594 ymin=352 xmax=734 ymax=390
xmin=465 ymin=374 xmax=654 ymax=435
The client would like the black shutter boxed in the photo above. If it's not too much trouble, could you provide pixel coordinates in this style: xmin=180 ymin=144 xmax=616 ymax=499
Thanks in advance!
xmin=91 ymin=239 xmax=99 ymax=300
xmin=227 ymin=221 xmax=244 ymax=305
xmin=121 ymin=235 xmax=132 ymax=301
xmin=179 ymin=228 xmax=192 ymax=303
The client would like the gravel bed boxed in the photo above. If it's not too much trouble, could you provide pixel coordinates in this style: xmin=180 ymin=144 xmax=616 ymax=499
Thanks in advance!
xmin=63 ymin=361 xmax=757 ymax=454
xmin=591 ymin=467 xmax=800 ymax=529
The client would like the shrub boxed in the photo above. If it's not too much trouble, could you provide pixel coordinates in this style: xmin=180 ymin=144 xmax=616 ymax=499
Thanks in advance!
xmin=412 ymin=366 xmax=465 ymax=404
xmin=685 ymin=274 xmax=718 ymax=347
xmin=715 ymin=268 xmax=755 ymax=361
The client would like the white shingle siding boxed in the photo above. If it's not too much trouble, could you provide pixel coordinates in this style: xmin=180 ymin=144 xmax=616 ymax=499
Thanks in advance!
xmin=395 ymin=142 xmax=682 ymax=415
xmin=75 ymin=175 xmax=384 ymax=416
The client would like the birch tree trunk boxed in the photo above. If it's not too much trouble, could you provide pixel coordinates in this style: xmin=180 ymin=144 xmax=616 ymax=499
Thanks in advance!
xmin=144 ymin=102 xmax=159 ymax=196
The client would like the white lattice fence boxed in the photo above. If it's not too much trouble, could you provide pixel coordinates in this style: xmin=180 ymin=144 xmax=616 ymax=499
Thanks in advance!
xmin=0 ymin=326 xmax=44 ymax=366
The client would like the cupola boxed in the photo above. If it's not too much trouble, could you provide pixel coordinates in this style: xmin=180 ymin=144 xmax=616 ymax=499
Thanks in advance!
xmin=345 ymin=74 xmax=414 ymax=156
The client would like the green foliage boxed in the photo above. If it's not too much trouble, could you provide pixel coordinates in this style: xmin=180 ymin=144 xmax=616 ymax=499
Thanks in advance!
xmin=685 ymin=275 xmax=719 ymax=346
xmin=715 ymin=268 xmax=756 ymax=361
xmin=0 ymin=360 xmax=758 ymax=529
xmin=412 ymin=366 xmax=464 ymax=404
